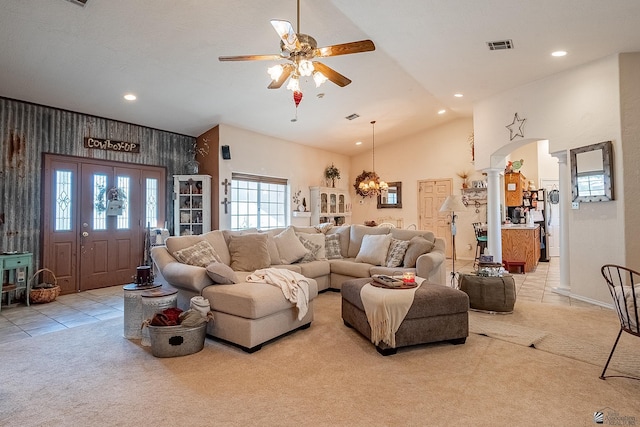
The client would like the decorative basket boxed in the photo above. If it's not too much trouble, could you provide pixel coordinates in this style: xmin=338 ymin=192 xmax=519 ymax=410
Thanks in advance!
xmin=29 ymin=268 xmax=60 ymax=304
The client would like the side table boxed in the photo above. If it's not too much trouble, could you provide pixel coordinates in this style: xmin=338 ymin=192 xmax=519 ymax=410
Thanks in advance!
xmin=123 ymin=283 xmax=161 ymax=339
xmin=0 ymin=252 xmax=33 ymax=312
xmin=459 ymin=273 xmax=516 ymax=313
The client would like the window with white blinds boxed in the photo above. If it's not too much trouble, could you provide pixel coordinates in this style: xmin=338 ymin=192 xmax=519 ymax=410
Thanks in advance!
xmin=230 ymin=173 xmax=288 ymax=230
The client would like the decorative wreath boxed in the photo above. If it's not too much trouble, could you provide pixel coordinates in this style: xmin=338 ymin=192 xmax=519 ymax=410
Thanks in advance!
xmin=95 ymin=186 xmax=126 ymax=213
xmin=354 ymin=170 xmax=382 ymax=198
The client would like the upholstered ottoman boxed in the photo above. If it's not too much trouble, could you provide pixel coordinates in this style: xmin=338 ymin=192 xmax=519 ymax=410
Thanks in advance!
xmin=458 ymin=273 xmax=516 ymax=313
xmin=341 ymin=278 xmax=469 ymax=355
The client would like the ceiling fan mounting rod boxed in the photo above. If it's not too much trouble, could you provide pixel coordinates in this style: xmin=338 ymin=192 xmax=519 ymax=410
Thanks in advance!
xmin=297 ymin=0 xmax=300 ymax=34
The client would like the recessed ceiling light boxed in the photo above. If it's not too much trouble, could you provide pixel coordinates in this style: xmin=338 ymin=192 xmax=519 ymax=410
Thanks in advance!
xmin=551 ymin=50 xmax=567 ymax=57
xmin=454 ymin=93 xmax=463 ymax=98
xmin=124 ymin=93 xmax=137 ymax=101
xmin=438 ymin=109 xmax=446 ymax=115
xmin=355 ymin=141 xmax=362 ymax=146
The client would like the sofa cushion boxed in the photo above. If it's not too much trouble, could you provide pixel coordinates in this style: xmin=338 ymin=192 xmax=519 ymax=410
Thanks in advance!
xmin=165 ymin=234 xmax=203 ymax=256
xmin=202 ymin=280 xmax=319 ymax=320
xmin=298 ymin=236 xmax=322 ymax=263
xmin=348 ymin=225 xmax=390 ymax=258
xmin=326 ymin=225 xmax=350 ymax=257
xmin=329 ymin=258 xmax=373 ymax=278
xmin=386 ymin=238 xmax=410 ymax=268
xmin=298 ymin=232 xmax=326 ymax=260
xmin=229 ymin=233 xmax=271 ymax=271
xmin=172 ymin=240 xmax=222 ymax=267
xmin=403 ymin=236 xmax=435 ymax=268
xmin=325 ymin=234 xmax=343 ymax=259
xmin=201 ymin=231 xmax=232 ymax=266
xmin=355 ymin=234 xmax=392 ymax=266
xmin=274 ymin=227 xmax=309 ymax=264
xmin=205 ymin=262 xmax=238 ymax=284
xmin=390 ymin=228 xmax=436 ymax=243
xmin=298 ymin=260 xmax=331 ymax=279
xmin=260 ymin=230 xmax=281 ymax=265
xmin=222 ymin=228 xmax=259 ymax=245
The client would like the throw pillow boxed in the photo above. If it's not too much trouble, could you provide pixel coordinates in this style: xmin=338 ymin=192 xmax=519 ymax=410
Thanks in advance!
xmin=325 ymin=234 xmax=343 ymax=259
xmin=403 ymin=236 xmax=435 ymax=268
xmin=273 ymin=227 xmax=309 ymax=264
xmin=386 ymin=238 xmax=410 ymax=268
xmin=205 ymin=262 xmax=237 ymax=284
xmin=297 ymin=232 xmax=326 ymax=260
xmin=298 ymin=235 xmax=322 ymax=263
xmin=355 ymin=234 xmax=393 ymax=266
xmin=228 ymin=233 xmax=270 ymax=271
xmin=172 ymin=240 xmax=222 ymax=267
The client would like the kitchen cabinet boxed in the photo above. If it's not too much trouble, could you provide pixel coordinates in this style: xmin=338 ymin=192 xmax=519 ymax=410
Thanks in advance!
xmin=501 ymin=224 xmax=540 ymax=273
xmin=504 ymin=172 xmax=527 ymax=207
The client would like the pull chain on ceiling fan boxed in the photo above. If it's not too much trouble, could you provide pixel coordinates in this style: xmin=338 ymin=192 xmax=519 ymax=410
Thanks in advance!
xmin=218 ymin=0 xmax=375 ymax=108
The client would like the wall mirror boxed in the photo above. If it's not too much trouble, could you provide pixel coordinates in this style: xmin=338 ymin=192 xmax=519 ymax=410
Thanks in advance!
xmin=570 ymin=140 xmax=614 ymax=202
xmin=378 ymin=182 xmax=402 ymax=208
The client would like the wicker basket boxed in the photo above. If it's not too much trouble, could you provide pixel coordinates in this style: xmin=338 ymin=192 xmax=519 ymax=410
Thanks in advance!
xmin=29 ymin=268 xmax=60 ymax=304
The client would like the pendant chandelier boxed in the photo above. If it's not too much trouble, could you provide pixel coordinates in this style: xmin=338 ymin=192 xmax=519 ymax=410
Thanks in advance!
xmin=356 ymin=121 xmax=388 ymax=198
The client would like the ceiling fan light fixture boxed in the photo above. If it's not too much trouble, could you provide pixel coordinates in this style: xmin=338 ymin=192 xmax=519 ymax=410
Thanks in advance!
xmin=287 ymin=76 xmax=301 ymax=92
xmin=267 ymin=64 xmax=284 ymax=81
xmin=298 ymin=60 xmax=314 ymax=76
xmin=313 ymin=71 xmax=328 ymax=87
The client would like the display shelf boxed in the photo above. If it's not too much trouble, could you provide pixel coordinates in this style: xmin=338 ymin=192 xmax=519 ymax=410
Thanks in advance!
xmin=310 ymin=186 xmax=351 ymax=226
xmin=173 ymin=175 xmax=211 ymax=236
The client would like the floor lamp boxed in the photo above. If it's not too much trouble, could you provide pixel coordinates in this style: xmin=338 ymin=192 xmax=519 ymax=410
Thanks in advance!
xmin=439 ymin=195 xmax=467 ymax=287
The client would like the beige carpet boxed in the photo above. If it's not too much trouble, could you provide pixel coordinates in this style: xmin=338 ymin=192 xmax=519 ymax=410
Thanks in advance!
xmin=1 ymin=293 xmax=639 ymax=427
xmin=469 ymin=301 xmax=640 ymax=378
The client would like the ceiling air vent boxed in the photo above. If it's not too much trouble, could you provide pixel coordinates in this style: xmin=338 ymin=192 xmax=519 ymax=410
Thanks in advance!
xmin=345 ymin=113 xmax=360 ymax=121
xmin=66 ymin=0 xmax=88 ymax=6
xmin=487 ymin=40 xmax=513 ymax=51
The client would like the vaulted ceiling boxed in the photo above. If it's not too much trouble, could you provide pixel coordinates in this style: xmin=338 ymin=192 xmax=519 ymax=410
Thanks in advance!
xmin=2 ymin=0 xmax=640 ymax=155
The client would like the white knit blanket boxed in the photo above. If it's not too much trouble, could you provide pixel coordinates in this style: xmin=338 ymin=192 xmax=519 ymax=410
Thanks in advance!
xmin=247 ymin=268 xmax=310 ymax=320
xmin=360 ymin=278 xmax=424 ymax=348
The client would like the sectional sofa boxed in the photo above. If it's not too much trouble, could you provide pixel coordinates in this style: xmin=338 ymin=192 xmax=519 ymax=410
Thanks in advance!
xmin=151 ymin=224 xmax=446 ymax=352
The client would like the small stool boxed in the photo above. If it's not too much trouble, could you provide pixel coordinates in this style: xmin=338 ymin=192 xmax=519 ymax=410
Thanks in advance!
xmin=141 ymin=287 xmax=178 ymax=346
xmin=341 ymin=278 xmax=469 ymax=355
xmin=503 ymin=260 xmax=526 ymax=274
xmin=123 ymin=283 xmax=161 ymax=340
xmin=459 ymin=273 xmax=516 ymax=313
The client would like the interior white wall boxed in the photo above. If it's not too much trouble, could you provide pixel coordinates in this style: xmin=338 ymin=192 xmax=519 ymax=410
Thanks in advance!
xmin=350 ymin=118 xmax=479 ymax=260
xmin=473 ymin=54 xmax=626 ymax=304
xmin=216 ymin=124 xmax=350 ymax=230
xmin=537 ymin=140 xmax=560 ymax=185
xmin=619 ymin=53 xmax=640 ymax=269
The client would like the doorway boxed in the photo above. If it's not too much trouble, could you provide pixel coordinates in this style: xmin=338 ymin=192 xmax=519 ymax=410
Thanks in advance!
xmin=418 ymin=179 xmax=453 ymax=258
xmin=540 ymin=179 xmax=560 ymax=257
xmin=42 ymin=154 xmax=166 ymax=294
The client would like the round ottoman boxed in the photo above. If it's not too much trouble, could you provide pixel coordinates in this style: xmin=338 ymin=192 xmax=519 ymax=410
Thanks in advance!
xmin=458 ymin=273 xmax=516 ymax=313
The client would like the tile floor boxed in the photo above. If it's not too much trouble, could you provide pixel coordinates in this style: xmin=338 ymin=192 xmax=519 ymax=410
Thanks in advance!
xmin=0 ymin=256 xmax=600 ymax=344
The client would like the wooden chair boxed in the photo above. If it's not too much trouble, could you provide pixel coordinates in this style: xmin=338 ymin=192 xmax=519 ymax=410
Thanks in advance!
xmin=377 ymin=222 xmax=396 ymax=228
xmin=600 ymin=264 xmax=640 ymax=380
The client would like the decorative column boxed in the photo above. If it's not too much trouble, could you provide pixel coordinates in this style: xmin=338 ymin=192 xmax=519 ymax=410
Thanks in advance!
xmin=485 ymin=168 xmax=503 ymax=264
xmin=551 ymin=151 xmax=570 ymax=293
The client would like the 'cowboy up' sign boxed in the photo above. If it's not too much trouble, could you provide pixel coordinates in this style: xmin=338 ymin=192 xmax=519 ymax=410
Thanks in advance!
xmin=84 ymin=137 xmax=140 ymax=153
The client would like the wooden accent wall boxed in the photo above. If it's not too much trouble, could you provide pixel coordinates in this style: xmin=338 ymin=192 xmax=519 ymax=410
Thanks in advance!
xmin=196 ymin=126 xmax=220 ymax=230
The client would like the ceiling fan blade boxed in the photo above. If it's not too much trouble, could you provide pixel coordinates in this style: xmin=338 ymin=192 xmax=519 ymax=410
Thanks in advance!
xmin=312 ymin=62 xmax=351 ymax=87
xmin=270 ymin=20 xmax=300 ymax=52
xmin=267 ymin=64 xmax=295 ymax=89
xmin=219 ymin=54 xmax=284 ymax=62
xmin=315 ymin=40 xmax=375 ymax=58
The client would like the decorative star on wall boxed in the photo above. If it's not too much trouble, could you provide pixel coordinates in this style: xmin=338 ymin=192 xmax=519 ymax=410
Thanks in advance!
xmin=506 ymin=112 xmax=526 ymax=140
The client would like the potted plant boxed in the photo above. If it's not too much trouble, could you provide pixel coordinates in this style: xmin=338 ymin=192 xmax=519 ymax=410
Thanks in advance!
xmin=324 ymin=164 xmax=341 ymax=188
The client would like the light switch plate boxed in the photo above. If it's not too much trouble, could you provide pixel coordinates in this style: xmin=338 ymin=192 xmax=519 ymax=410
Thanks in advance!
xmin=572 ymin=202 xmax=580 ymax=209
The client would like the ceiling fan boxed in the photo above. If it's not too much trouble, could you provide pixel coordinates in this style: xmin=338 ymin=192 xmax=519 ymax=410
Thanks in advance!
xmin=218 ymin=0 xmax=375 ymax=94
